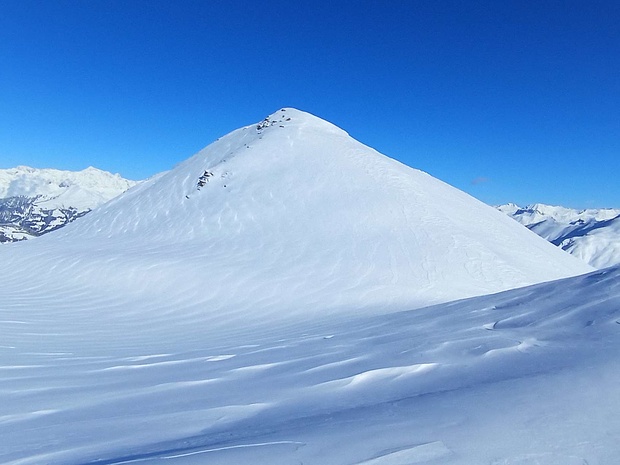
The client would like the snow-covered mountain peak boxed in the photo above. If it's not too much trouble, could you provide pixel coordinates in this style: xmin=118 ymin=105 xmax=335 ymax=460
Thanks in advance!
xmin=261 ymin=107 xmax=349 ymax=134
xmin=19 ymin=109 xmax=589 ymax=316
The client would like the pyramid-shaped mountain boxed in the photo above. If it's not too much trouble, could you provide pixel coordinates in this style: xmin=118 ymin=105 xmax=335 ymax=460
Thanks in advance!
xmin=5 ymin=108 xmax=591 ymax=320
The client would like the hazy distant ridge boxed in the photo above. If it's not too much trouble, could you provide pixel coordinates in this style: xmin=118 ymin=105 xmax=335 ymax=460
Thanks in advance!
xmin=0 ymin=166 xmax=138 ymax=242
xmin=498 ymin=203 xmax=620 ymax=268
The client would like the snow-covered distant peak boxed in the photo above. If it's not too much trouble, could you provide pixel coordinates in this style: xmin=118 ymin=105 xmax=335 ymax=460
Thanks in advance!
xmin=495 ymin=202 xmax=520 ymax=215
xmin=497 ymin=202 xmax=620 ymax=268
xmin=0 ymin=166 xmax=140 ymax=243
xmin=498 ymin=202 xmax=620 ymax=224
xmin=0 ymin=165 xmax=139 ymax=210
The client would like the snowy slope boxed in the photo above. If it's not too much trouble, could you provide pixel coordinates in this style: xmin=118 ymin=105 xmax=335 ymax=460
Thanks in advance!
xmin=0 ymin=109 xmax=605 ymax=465
xmin=498 ymin=203 xmax=620 ymax=268
xmin=0 ymin=259 xmax=618 ymax=464
xmin=0 ymin=166 xmax=138 ymax=242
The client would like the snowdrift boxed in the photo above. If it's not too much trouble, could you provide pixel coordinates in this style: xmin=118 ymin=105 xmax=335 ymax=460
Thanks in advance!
xmin=1 ymin=262 xmax=618 ymax=464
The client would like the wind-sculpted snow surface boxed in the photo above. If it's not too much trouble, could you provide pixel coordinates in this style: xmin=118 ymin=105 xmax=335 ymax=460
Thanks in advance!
xmin=1 ymin=265 xmax=619 ymax=464
xmin=0 ymin=109 xmax=603 ymax=464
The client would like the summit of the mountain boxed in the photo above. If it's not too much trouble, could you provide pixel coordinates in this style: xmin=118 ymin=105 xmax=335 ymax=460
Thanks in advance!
xmin=10 ymin=108 xmax=592 ymax=316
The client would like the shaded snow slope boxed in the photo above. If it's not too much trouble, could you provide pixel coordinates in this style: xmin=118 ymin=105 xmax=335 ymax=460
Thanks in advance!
xmin=0 ymin=261 xmax=618 ymax=464
xmin=0 ymin=166 xmax=138 ymax=242
xmin=560 ymin=217 xmax=620 ymax=268
xmin=26 ymin=108 xmax=591 ymax=314
xmin=498 ymin=203 xmax=620 ymax=268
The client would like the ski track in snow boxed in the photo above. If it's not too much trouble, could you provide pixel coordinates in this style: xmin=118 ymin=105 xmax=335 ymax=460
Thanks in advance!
xmin=0 ymin=109 xmax=614 ymax=464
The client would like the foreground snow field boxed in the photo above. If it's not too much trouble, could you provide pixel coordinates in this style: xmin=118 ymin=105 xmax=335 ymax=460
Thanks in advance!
xmin=2 ymin=267 xmax=619 ymax=465
xmin=2 ymin=109 xmax=611 ymax=464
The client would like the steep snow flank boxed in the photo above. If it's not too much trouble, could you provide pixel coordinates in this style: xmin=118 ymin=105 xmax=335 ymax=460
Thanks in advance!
xmin=498 ymin=203 xmax=620 ymax=268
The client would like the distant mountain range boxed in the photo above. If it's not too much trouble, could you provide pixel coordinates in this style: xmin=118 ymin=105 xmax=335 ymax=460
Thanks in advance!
xmin=0 ymin=166 xmax=138 ymax=242
xmin=497 ymin=203 xmax=620 ymax=268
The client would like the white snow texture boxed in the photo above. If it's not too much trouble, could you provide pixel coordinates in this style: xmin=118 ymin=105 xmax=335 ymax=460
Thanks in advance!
xmin=2 ymin=109 xmax=616 ymax=465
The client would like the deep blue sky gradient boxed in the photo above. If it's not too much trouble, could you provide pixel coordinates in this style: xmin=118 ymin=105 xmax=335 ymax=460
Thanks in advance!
xmin=1 ymin=1 xmax=619 ymax=207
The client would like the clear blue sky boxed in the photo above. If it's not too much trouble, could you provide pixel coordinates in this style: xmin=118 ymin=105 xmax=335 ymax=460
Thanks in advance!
xmin=1 ymin=1 xmax=619 ymax=208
